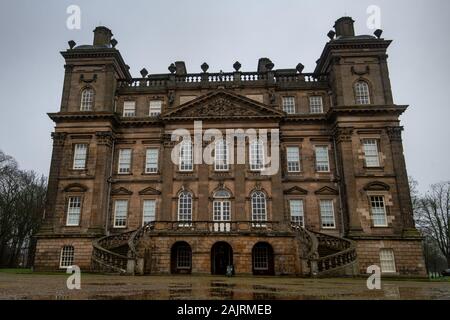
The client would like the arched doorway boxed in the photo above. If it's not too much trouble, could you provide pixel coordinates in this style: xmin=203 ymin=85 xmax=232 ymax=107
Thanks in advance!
xmin=171 ymin=241 xmax=192 ymax=274
xmin=211 ymin=242 xmax=233 ymax=275
xmin=252 ymin=242 xmax=274 ymax=275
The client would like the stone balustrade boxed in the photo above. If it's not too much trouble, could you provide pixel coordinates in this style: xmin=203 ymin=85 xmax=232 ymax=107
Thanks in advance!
xmin=117 ymin=71 xmax=328 ymax=91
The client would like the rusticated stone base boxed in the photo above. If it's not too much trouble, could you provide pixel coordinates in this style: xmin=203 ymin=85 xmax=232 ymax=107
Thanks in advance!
xmin=138 ymin=234 xmax=304 ymax=276
xmin=354 ymin=238 xmax=426 ymax=277
xmin=34 ymin=237 xmax=94 ymax=271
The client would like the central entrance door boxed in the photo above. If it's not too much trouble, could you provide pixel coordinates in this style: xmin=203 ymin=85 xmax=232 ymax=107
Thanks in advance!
xmin=211 ymin=242 xmax=233 ymax=275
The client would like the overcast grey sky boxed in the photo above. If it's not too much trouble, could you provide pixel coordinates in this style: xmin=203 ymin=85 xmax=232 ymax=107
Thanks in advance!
xmin=0 ymin=0 xmax=449 ymax=193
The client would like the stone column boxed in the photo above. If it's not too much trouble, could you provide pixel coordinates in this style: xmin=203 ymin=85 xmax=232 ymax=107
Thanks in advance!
xmin=386 ymin=127 xmax=417 ymax=233
xmin=333 ymin=127 xmax=363 ymax=235
xmin=40 ymin=132 xmax=67 ymax=233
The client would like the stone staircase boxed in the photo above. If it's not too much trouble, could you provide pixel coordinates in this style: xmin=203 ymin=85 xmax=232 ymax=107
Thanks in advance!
xmin=92 ymin=222 xmax=357 ymax=276
xmin=291 ymin=224 xmax=358 ymax=277
xmin=91 ymin=222 xmax=154 ymax=274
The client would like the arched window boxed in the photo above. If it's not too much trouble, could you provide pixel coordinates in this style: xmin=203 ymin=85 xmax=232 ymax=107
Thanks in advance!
xmin=59 ymin=245 xmax=74 ymax=268
xmin=354 ymin=81 xmax=371 ymax=105
xmin=251 ymin=191 xmax=267 ymax=222
xmin=178 ymin=191 xmax=192 ymax=223
xmin=80 ymin=88 xmax=94 ymax=111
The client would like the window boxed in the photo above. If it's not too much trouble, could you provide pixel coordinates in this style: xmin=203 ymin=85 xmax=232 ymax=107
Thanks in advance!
xmin=214 ymin=139 xmax=229 ymax=171
xmin=176 ymin=245 xmax=192 ymax=269
xmin=66 ymin=196 xmax=81 ymax=226
xmin=73 ymin=144 xmax=88 ymax=170
xmin=59 ymin=246 xmax=74 ymax=268
xmin=355 ymin=81 xmax=371 ymax=105
xmin=370 ymin=196 xmax=387 ymax=227
xmin=251 ymin=191 xmax=267 ymax=223
xmin=286 ymin=147 xmax=300 ymax=172
xmin=145 ymin=148 xmax=159 ymax=173
xmin=113 ymin=200 xmax=128 ymax=227
xmin=179 ymin=140 xmax=193 ymax=171
xmin=123 ymin=101 xmax=136 ymax=117
xmin=118 ymin=149 xmax=132 ymax=174
xmin=178 ymin=191 xmax=192 ymax=223
xmin=149 ymin=100 xmax=162 ymax=116
xmin=309 ymin=96 xmax=323 ymax=114
xmin=315 ymin=146 xmax=330 ymax=172
xmin=213 ymin=190 xmax=231 ymax=225
xmin=290 ymin=200 xmax=304 ymax=227
xmin=80 ymin=88 xmax=94 ymax=111
xmin=253 ymin=246 xmax=269 ymax=270
xmin=320 ymin=200 xmax=335 ymax=228
xmin=282 ymin=97 xmax=295 ymax=114
xmin=363 ymin=139 xmax=380 ymax=167
xmin=143 ymin=200 xmax=156 ymax=225
xmin=380 ymin=249 xmax=396 ymax=273
xmin=250 ymin=140 xmax=264 ymax=171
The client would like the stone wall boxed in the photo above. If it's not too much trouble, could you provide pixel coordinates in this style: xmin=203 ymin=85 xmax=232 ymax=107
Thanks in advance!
xmin=34 ymin=237 xmax=93 ymax=271
xmin=139 ymin=234 xmax=304 ymax=276
xmin=355 ymin=239 xmax=426 ymax=277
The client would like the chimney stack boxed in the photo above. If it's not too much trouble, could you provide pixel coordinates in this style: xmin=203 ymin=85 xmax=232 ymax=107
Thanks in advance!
xmin=334 ymin=17 xmax=355 ymax=37
xmin=93 ymin=26 xmax=113 ymax=46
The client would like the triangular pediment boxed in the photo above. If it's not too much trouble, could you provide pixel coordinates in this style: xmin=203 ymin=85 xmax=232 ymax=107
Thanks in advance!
xmin=111 ymin=187 xmax=133 ymax=195
xmin=161 ymin=89 xmax=284 ymax=120
xmin=284 ymin=186 xmax=308 ymax=195
xmin=138 ymin=186 xmax=161 ymax=195
xmin=314 ymin=186 xmax=339 ymax=195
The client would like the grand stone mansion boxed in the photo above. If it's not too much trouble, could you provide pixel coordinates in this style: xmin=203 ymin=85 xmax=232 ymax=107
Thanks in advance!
xmin=34 ymin=17 xmax=426 ymax=277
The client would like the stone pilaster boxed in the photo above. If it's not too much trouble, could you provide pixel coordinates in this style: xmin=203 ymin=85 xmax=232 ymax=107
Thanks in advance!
xmin=40 ymin=132 xmax=67 ymax=234
xmin=88 ymin=131 xmax=115 ymax=234
xmin=161 ymin=134 xmax=175 ymax=220
xmin=333 ymin=127 xmax=362 ymax=235
xmin=386 ymin=127 xmax=417 ymax=234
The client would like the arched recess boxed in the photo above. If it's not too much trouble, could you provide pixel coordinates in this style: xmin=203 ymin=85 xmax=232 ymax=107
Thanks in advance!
xmin=252 ymin=242 xmax=274 ymax=275
xmin=210 ymin=241 xmax=233 ymax=275
xmin=170 ymin=241 xmax=192 ymax=274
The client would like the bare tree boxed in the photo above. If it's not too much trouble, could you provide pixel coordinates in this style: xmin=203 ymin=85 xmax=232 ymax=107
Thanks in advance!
xmin=415 ymin=181 xmax=450 ymax=268
xmin=0 ymin=150 xmax=47 ymax=267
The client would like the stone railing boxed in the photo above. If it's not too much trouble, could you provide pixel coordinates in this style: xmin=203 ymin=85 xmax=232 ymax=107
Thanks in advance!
xmin=291 ymin=223 xmax=318 ymax=259
xmin=117 ymin=72 xmax=327 ymax=90
xmin=309 ymin=231 xmax=357 ymax=275
xmin=92 ymin=238 xmax=130 ymax=274
xmin=149 ymin=220 xmax=285 ymax=233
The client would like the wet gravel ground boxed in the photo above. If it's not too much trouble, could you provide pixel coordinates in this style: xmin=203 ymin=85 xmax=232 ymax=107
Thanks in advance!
xmin=0 ymin=272 xmax=449 ymax=300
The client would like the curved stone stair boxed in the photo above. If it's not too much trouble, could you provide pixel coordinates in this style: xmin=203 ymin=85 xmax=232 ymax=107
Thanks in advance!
xmin=91 ymin=222 xmax=154 ymax=274
xmin=291 ymin=224 xmax=358 ymax=277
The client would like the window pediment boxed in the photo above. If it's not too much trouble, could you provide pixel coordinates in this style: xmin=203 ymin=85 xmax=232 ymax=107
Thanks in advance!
xmin=138 ymin=186 xmax=161 ymax=195
xmin=314 ymin=186 xmax=339 ymax=195
xmin=363 ymin=181 xmax=390 ymax=191
xmin=111 ymin=187 xmax=133 ymax=195
xmin=63 ymin=183 xmax=88 ymax=193
xmin=284 ymin=186 xmax=308 ymax=195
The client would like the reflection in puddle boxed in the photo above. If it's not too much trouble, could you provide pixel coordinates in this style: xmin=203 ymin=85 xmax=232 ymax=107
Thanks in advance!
xmin=210 ymin=281 xmax=235 ymax=299
xmin=168 ymin=283 xmax=193 ymax=300
xmin=252 ymin=285 xmax=277 ymax=300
